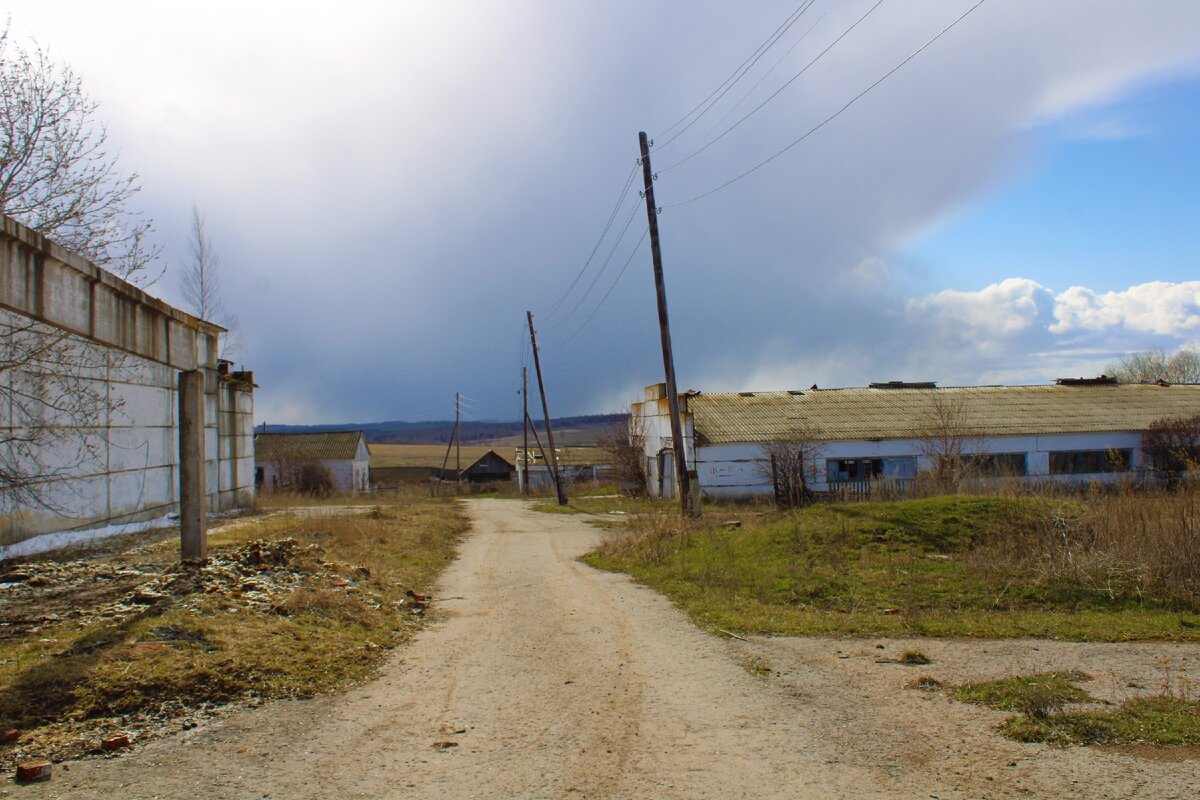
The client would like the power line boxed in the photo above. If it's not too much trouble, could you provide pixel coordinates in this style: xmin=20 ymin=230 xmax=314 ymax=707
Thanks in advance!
xmin=654 ymin=0 xmax=821 ymax=152
xmin=544 ymin=199 xmax=644 ymax=334
xmin=661 ymin=0 xmax=888 ymax=175
xmin=665 ymin=0 xmax=991 ymax=208
xmin=688 ymin=0 xmax=845 ymax=152
xmin=541 ymin=162 xmax=640 ymax=323
xmin=562 ymin=225 xmax=650 ymax=345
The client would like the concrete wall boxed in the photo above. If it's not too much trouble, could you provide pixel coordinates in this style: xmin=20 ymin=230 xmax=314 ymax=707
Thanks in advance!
xmin=0 ymin=213 xmax=255 ymax=547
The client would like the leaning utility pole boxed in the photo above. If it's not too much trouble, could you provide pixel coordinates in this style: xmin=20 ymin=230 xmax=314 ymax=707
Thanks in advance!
xmin=522 ymin=366 xmax=530 ymax=496
xmin=639 ymin=131 xmax=696 ymax=517
xmin=526 ymin=311 xmax=567 ymax=505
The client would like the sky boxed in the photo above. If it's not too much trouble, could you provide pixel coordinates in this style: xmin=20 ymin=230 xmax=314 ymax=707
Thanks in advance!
xmin=4 ymin=0 xmax=1200 ymax=424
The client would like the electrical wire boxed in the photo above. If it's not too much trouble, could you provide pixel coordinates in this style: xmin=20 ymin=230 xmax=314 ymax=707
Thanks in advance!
xmin=561 ymin=226 xmax=650 ymax=345
xmin=541 ymin=162 xmax=640 ymax=323
xmin=665 ymin=0 xmax=991 ymax=208
xmin=688 ymin=0 xmax=845 ymax=153
xmin=661 ymin=0 xmax=888 ymax=175
xmin=653 ymin=0 xmax=821 ymax=152
xmin=544 ymin=199 xmax=644 ymax=335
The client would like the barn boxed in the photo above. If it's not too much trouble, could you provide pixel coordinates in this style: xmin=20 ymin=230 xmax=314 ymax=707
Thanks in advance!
xmin=631 ymin=379 xmax=1200 ymax=499
xmin=255 ymin=431 xmax=370 ymax=493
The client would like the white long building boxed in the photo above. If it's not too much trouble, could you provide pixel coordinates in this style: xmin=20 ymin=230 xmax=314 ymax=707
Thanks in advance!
xmin=631 ymin=380 xmax=1200 ymax=499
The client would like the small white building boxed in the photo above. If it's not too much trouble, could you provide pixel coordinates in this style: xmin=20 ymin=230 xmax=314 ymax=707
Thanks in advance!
xmin=631 ymin=380 xmax=1200 ymax=499
xmin=255 ymin=431 xmax=370 ymax=493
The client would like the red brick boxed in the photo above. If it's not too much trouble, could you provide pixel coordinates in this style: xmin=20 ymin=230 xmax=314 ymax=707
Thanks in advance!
xmin=16 ymin=760 xmax=52 ymax=782
xmin=101 ymin=734 xmax=131 ymax=751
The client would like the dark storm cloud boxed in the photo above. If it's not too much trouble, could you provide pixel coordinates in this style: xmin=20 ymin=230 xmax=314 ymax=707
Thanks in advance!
xmin=5 ymin=1 xmax=1200 ymax=421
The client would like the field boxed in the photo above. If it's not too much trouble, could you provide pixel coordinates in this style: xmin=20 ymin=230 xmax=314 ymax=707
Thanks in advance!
xmin=369 ymin=443 xmax=505 ymax=469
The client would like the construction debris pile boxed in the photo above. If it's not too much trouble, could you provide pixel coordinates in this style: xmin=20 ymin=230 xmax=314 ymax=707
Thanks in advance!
xmin=0 ymin=539 xmax=365 ymax=639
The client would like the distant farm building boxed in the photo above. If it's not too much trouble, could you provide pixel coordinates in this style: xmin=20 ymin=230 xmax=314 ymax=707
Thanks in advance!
xmin=631 ymin=380 xmax=1200 ymax=499
xmin=436 ymin=449 xmax=514 ymax=483
xmin=515 ymin=446 xmax=612 ymax=490
xmin=255 ymin=430 xmax=370 ymax=493
xmin=0 ymin=213 xmax=256 ymax=554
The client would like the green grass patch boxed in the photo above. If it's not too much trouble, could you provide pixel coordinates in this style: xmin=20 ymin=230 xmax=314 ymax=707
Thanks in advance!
xmin=953 ymin=671 xmax=1200 ymax=746
xmin=584 ymin=494 xmax=1200 ymax=640
xmin=1001 ymin=695 xmax=1200 ymax=746
xmin=532 ymin=495 xmax=676 ymax=516
xmin=955 ymin=671 xmax=1094 ymax=714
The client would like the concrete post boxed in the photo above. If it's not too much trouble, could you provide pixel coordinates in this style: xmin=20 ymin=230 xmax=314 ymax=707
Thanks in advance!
xmin=178 ymin=369 xmax=207 ymax=561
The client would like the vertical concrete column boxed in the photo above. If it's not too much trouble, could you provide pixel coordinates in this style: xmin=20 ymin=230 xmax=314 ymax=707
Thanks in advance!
xmin=178 ymin=369 xmax=207 ymax=561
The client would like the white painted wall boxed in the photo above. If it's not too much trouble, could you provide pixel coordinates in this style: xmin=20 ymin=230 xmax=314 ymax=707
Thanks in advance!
xmin=0 ymin=310 xmax=256 ymax=545
xmin=692 ymin=431 xmax=1147 ymax=499
xmin=258 ymin=438 xmax=370 ymax=494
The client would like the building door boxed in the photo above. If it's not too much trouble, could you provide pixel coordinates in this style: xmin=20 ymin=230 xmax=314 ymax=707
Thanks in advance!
xmin=660 ymin=450 xmax=676 ymax=499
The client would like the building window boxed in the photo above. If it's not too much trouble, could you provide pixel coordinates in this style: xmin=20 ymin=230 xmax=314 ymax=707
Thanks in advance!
xmin=963 ymin=453 xmax=1027 ymax=476
xmin=827 ymin=456 xmax=915 ymax=483
xmin=1048 ymin=449 xmax=1132 ymax=475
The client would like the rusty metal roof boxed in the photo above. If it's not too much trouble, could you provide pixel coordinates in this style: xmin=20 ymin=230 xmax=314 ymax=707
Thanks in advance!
xmin=687 ymin=384 xmax=1200 ymax=444
xmin=255 ymin=431 xmax=368 ymax=462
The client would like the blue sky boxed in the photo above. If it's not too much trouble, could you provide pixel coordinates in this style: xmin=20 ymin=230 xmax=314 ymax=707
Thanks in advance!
xmin=907 ymin=75 xmax=1200 ymax=295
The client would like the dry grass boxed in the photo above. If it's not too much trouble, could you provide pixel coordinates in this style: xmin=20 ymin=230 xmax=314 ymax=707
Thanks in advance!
xmin=0 ymin=497 xmax=468 ymax=766
xmin=585 ymin=487 xmax=1200 ymax=639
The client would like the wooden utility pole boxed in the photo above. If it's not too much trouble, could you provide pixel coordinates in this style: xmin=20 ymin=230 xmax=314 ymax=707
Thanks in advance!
xmin=526 ymin=311 xmax=567 ymax=505
xmin=438 ymin=392 xmax=459 ymax=485
xmin=522 ymin=367 xmax=530 ymax=496
xmin=639 ymin=131 xmax=696 ymax=517
xmin=455 ymin=391 xmax=461 ymax=480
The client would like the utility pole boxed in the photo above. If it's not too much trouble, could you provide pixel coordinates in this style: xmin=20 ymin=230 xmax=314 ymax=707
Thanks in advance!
xmin=438 ymin=392 xmax=459 ymax=487
xmin=455 ymin=391 xmax=461 ymax=481
xmin=527 ymin=311 xmax=567 ymax=505
xmin=639 ymin=130 xmax=696 ymax=517
xmin=522 ymin=367 xmax=530 ymax=496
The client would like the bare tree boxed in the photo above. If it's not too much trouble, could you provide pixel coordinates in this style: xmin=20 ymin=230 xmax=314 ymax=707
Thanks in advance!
xmin=1 ymin=26 xmax=152 ymax=515
xmin=180 ymin=206 xmax=237 ymax=355
xmin=0 ymin=27 xmax=156 ymax=281
xmin=757 ymin=426 xmax=826 ymax=508
xmin=1141 ymin=414 xmax=1200 ymax=487
xmin=0 ymin=314 xmax=123 ymax=511
xmin=915 ymin=392 xmax=979 ymax=487
xmin=597 ymin=409 xmax=648 ymax=497
xmin=1106 ymin=347 xmax=1200 ymax=385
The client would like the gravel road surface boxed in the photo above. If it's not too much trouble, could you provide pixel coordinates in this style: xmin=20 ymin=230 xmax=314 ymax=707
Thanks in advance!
xmin=16 ymin=499 xmax=1197 ymax=799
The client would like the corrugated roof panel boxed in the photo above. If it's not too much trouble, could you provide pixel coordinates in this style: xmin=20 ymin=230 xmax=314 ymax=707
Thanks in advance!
xmin=689 ymin=385 xmax=1200 ymax=444
xmin=255 ymin=431 xmax=366 ymax=462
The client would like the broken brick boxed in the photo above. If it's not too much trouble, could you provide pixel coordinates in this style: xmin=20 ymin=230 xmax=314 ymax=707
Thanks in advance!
xmin=101 ymin=734 xmax=131 ymax=751
xmin=16 ymin=760 xmax=52 ymax=782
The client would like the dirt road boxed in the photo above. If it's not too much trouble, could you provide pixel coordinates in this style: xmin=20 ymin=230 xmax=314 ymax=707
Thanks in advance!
xmin=18 ymin=499 xmax=1197 ymax=799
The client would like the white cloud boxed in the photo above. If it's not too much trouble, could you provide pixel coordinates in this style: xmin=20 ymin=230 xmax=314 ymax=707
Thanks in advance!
xmin=1052 ymin=282 xmax=1200 ymax=335
xmin=908 ymin=278 xmax=1051 ymax=338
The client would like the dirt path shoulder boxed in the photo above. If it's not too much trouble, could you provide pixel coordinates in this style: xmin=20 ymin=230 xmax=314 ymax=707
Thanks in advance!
xmin=13 ymin=499 xmax=1197 ymax=799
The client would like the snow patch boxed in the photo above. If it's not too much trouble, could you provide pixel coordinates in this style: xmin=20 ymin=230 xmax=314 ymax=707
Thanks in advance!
xmin=0 ymin=514 xmax=179 ymax=561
